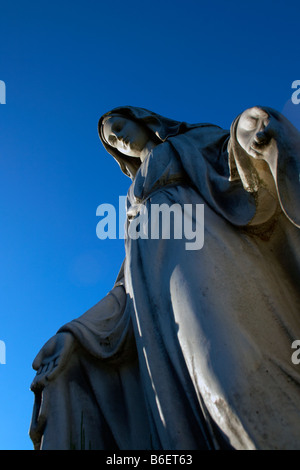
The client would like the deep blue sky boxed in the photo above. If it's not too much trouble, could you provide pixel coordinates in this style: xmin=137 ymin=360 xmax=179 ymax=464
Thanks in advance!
xmin=0 ymin=0 xmax=299 ymax=450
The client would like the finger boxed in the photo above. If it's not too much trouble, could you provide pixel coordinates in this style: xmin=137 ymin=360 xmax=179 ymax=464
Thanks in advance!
xmin=33 ymin=354 xmax=52 ymax=371
xmin=31 ymin=360 xmax=56 ymax=390
xmin=31 ymin=372 xmax=47 ymax=391
xmin=30 ymin=385 xmax=50 ymax=445
xmin=32 ymin=351 xmax=44 ymax=371
xmin=47 ymin=345 xmax=73 ymax=381
xmin=32 ymin=336 xmax=57 ymax=370
xmin=46 ymin=356 xmax=62 ymax=381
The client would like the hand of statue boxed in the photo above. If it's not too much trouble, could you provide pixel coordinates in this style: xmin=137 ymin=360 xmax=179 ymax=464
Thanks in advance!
xmin=31 ymin=332 xmax=76 ymax=390
xmin=236 ymin=107 xmax=278 ymax=166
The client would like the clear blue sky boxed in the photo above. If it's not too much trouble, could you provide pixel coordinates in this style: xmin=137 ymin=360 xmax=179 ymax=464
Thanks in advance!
xmin=0 ymin=0 xmax=299 ymax=450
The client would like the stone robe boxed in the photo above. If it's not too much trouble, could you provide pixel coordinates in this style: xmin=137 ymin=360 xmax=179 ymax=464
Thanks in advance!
xmin=30 ymin=107 xmax=300 ymax=450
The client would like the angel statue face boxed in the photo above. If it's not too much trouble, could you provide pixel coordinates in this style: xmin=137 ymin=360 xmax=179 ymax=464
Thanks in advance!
xmin=102 ymin=114 xmax=157 ymax=162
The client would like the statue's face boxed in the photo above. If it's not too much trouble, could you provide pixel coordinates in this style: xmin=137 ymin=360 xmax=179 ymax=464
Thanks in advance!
xmin=102 ymin=115 xmax=152 ymax=159
xmin=236 ymin=107 xmax=270 ymax=159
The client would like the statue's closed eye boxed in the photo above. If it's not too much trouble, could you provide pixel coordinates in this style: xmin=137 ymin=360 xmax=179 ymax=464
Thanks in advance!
xmin=241 ymin=116 xmax=258 ymax=131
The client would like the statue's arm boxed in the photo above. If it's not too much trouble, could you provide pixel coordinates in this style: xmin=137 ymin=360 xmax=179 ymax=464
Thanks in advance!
xmin=31 ymin=261 xmax=128 ymax=388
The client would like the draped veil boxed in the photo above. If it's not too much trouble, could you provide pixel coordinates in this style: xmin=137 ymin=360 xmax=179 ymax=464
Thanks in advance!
xmin=30 ymin=106 xmax=300 ymax=450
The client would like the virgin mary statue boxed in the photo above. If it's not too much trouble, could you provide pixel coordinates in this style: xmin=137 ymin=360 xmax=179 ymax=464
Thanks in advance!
xmin=30 ymin=105 xmax=300 ymax=450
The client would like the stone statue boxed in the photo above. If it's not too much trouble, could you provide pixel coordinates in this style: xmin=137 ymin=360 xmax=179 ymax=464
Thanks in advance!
xmin=30 ymin=105 xmax=300 ymax=450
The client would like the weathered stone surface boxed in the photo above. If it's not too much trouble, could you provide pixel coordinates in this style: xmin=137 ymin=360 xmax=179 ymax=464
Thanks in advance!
xmin=30 ymin=106 xmax=300 ymax=450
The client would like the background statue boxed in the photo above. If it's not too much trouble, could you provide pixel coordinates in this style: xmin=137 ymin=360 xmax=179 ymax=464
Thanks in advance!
xmin=30 ymin=105 xmax=300 ymax=450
